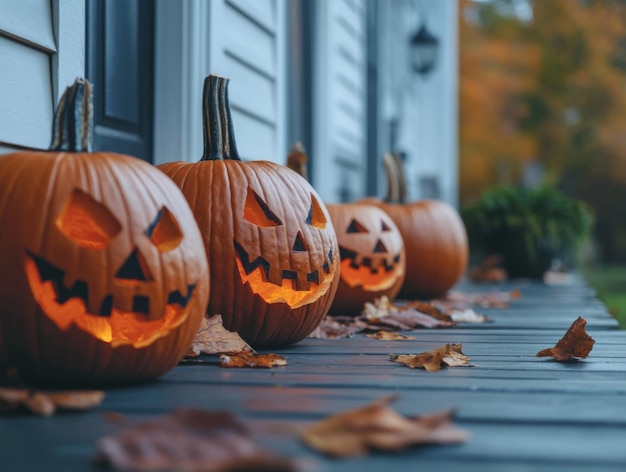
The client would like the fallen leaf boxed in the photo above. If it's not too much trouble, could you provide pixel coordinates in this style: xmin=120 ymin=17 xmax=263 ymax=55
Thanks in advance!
xmin=361 ymin=297 xmax=455 ymax=330
xmin=0 ymin=388 xmax=105 ymax=417
xmin=402 ymin=300 xmax=453 ymax=322
xmin=450 ymin=309 xmax=492 ymax=323
xmin=95 ymin=409 xmax=295 ymax=472
xmin=187 ymin=314 xmax=255 ymax=357
xmin=390 ymin=344 xmax=474 ymax=372
xmin=469 ymin=255 xmax=508 ymax=283
xmin=536 ymin=317 xmax=595 ymax=361
xmin=438 ymin=290 xmax=520 ymax=309
xmin=366 ymin=307 xmax=456 ymax=330
xmin=300 ymin=396 xmax=468 ymax=457
xmin=220 ymin=351 xmax=287 ymax=368
xmin=365 ymin=331 xmax=416 ymax=341
xmin=307 ymin=316 xmax=368 ymax=339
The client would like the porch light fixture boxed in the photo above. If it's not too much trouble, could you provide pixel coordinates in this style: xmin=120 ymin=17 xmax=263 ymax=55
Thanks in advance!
xmin=410 ymin=23 xmax=439 ymax=76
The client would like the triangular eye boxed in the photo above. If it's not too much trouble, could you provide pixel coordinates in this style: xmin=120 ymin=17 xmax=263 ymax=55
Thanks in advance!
xmin=347 ymin=219 xmax=368 ymax=233
xmin=146 ymin=207 xmax=183 ymax=252
xmin=382 ymin=220 xmax=392 ymax=232
xmin=306 ymin=194 xmax=327 ymax=228
xmin=244 ymin=187 xmax=282 ymax=227
xmin=56 ymin=188 xmax=122 ymax=250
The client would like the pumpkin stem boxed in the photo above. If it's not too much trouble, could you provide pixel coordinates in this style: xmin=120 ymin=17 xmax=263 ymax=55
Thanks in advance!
xmin=286 ymin=142 xmax=308 ymax=180
xmin=382 ymin=153 xmax=408 ymax=204
xmin=49 ymin=77 xmax=94 ymax=152
xmin=201 ymin=74 xmax=241 ymax=161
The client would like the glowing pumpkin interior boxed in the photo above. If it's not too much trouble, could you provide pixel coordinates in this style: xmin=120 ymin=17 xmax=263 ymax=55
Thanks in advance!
xmin=339 ymin=217 xmax=404 ymax=291
xmin=235 ymin=187 xmax=336 ymax=308
xmin=25 ymin=189 xmax=196 ymax=348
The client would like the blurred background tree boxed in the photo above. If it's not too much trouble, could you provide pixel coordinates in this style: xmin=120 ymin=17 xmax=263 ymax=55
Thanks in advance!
xmin=459 ymin=0 xmax=626 ymax=262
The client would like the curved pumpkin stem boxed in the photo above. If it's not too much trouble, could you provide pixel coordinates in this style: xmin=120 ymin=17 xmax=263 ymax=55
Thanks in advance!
xmin=201 ymin=74 xmax=241 ymax=161
xmin=382 ymin=153 xmax=401 ymax=203
xmin=286 ymin=142 xmax=308 ymax=181
xmin=391 ymin=152 xmax=408 ymax=204
xmin=49 ymin=77 xmax=94 ymax=152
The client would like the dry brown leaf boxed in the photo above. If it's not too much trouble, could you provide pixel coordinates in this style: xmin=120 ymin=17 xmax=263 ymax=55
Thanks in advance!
xmin=300 ymin=396 xmax=469 ymax=457
xmin=438 ymin=290 xmax=520 ymax=309
xmin=367 ymin=307 xmax=456 ymax=330
xmin=449 ymin=309 xmax=492 ymax=324
xmin=361 ymin=297 xmax=455 ymax=329
xmin=365 ymin=331 xmax=416 ymax=341
xmin=220 ymin=351 xmax=287 ymax=368
xmin=390 ymin=344 xmax=474 ymax=372
xmin=0 ymin=388 xmax=105 ymax=417
xmin=403 ymin=300 xmax=453 ymax=322
xmin=307 ymin=316 xmax=368 ymax=339
xmin=187 ymin=314 xmax=255 ymax=357
xmin=469 ymin=255 xmax=508 ymax=283
xmin=95 ymin=409 xmax=295 ymax=472
xmin=536 ymin=317 xmax=595 ymax=361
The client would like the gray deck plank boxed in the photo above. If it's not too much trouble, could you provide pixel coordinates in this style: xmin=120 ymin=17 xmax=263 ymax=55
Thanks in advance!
xmin=3 ymin=277 xmax=626 ymax=471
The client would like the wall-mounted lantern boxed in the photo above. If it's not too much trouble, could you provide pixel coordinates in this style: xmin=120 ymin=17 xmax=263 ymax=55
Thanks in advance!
xmin=410 ymin=23 xmax=439 ymax=76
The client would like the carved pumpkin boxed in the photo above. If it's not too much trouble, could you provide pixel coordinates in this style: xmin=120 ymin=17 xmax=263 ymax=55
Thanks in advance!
xmin=326 ymin=204 xmax=406 ymax=315
xmin=285 ymin=143 xmax=406 ymax=315
xmin=159 ymin=75 xmax=339 ymax=347
xmin=0 ymin=79 xmax=209 ymax=386
xmin=366 ymin=154 xmax=468 ymax=299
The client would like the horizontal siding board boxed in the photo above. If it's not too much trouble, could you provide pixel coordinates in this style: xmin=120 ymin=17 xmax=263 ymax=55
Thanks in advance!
xmin=0 ymin=36 xmax=53 ymax=149
xmin=224 ymin=2 xmax=276 ymax=78
xmin=226 ymin=0 xmax=275 ymax=33
xmin=0 ymin=0 xmax=56 ymax=51
xmin=231 ymin=108 xmax=275 ymax=160
xmin=225 ymin=54 xmax=276 ymax=125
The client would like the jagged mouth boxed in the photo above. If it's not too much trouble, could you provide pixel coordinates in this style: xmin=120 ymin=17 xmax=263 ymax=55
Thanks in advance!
xmin=234 ymin=240 xmax=336 ymax=308
xmin=338 ymin=246 xmax=403 ymax=291
xmin=24 ymin=252 xmax=197 ymax=348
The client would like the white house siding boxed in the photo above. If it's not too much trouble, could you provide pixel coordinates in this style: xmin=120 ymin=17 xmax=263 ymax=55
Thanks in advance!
xmin=153 ymin=0 xmax=286 ymax=165
xmin=378 ymin=0 xmax=459 ymax=206
xmin=313 ymin=0 xmax=368 ymax=203
xmin=0 ymin=0 xmax=84 ymax=152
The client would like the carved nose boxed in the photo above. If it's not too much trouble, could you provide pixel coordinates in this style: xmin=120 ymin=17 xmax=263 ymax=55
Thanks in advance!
xmin=373 ymin=239 xmax=388 ymax=253
xmin=292 ymin=231 xmax=308 ymax=252
xmin=115 ymin=247 xmax=153 ymax=283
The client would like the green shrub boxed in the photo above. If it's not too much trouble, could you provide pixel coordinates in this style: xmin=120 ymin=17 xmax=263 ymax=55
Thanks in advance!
xmin=461 ymin=185 xmax=593 ymax=278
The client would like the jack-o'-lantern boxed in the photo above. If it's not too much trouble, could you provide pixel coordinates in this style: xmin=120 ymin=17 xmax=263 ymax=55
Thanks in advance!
xmin=364 ymin=153 xmax=468 ymax=299
xmin=0 ymin=79 xmax=209 ymax=386
xmin=159 ymin=75 xmax=339 ymax=347
xmin=327 ymin=204 xmax=406 ymax=315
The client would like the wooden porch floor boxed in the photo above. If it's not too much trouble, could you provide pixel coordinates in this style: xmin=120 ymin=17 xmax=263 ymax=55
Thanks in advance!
xmin=3 ymin=276 xmax=626 ymax=471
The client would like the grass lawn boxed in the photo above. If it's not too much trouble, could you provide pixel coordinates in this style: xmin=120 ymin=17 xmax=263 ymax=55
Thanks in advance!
xmin=580 ymin=264 xmax=626 ymax=328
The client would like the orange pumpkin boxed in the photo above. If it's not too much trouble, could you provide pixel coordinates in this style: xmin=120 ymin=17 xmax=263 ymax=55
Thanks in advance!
xmin=326 ymin=203 xmax=406 ymax=315
xmin=0 ymin=79 xmax=209 ymax=386
xmin=366 ymin=154 xmax=468 ymax=299
xmin=159 ymin=75 xmax=339 ymax=347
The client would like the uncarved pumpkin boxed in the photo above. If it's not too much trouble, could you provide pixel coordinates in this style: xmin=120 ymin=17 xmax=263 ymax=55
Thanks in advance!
xmin=159 ymin=75 xmax=339 ymax=347
xmin=365 ymin=153 xmax=468 ymax=299
xmin=0 ymin=79 xmax=209 ymax=386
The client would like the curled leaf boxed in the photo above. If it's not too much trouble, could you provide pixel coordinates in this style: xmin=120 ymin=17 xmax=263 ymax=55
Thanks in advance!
xmin=537 ymin=317 xmax=595 ymax=361
xmin=308 ymin=316 xmax=368 ymax=339
xmin=390 ymin=344 xmax=474 ymax=372
xmin=187 ymin=314 xmax=255 ymax=357
xmin=220 ymin=352 xmax=287 ymax=368
xmin=449 ymin=309 xmax=492 ymax=324
xmin=0 ymin=388 xmax=105 ymax=417
xmin=362 ymin=297 xmax=455 ymax=330
xmin=365 ymin=331 xmax=416 ymax=341
xmin=300 ymin=396 xmax=469 ymax=457
xmin=95 ymin=409 xmax=295 ymax=471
